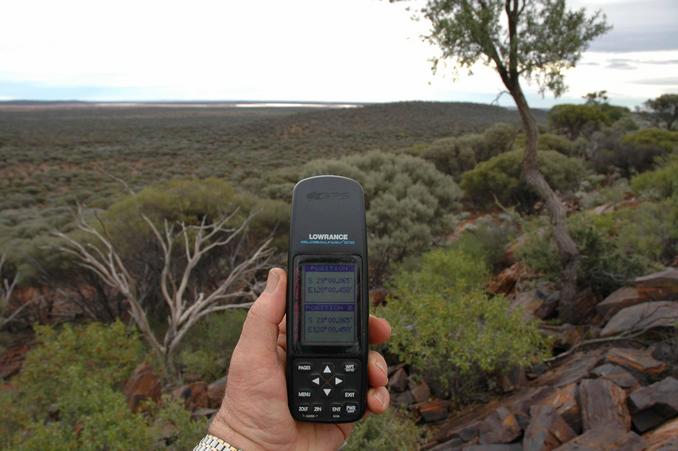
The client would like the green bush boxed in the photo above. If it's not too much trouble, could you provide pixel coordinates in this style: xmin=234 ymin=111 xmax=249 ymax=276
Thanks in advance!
xmin=518 ymin=205 xmax=674 ymax=296
xmin=631 ymin=155 xmax=678 ymax=199
xmin=178 ymin=310 xmax=246 ymax=381
xmin=302 ymin=150 xmax=462 ymax=283
xmin=549 ymin=104 xmax=611 ymax=139
xmin=460 ymin=150 xmax=584 ymax=211
xmin=382 ymin=247 xmax=547 ymax=386
xmin=590 ymin=127 xmax=676 ymax=177
xmin=344 ymin=408 xmax=421 ymax=451
xmin=418 ymin=123 xmax=517 ymax=178
xmin=0 ymin=321 xmax=210 ymax=450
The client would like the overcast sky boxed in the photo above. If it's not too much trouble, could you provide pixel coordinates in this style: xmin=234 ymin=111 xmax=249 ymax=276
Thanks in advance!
xmin=1 ymin=0 xmax=676 ymax=107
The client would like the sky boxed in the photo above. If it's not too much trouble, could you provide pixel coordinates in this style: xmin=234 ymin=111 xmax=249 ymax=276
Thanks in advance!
xmin=0 ymin=0 xmax=676 ymax=108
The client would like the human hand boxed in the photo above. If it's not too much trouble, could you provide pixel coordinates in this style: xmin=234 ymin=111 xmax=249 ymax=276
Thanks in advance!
xmin=209 ymin=268 xmax=392 ymax=451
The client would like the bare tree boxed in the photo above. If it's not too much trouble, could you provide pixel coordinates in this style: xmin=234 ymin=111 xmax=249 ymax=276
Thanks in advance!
xmin=56 ymin=207 xmax=273 ymax=382
xmin=0 ymin=253 xmax=28 ymax=329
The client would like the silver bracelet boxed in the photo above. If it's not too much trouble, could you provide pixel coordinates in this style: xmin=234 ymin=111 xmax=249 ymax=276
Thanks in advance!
xmin=193 ymin=433 xmax=243 ymax=451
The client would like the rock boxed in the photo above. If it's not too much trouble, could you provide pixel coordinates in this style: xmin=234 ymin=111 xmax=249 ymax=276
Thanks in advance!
xmin=523 ymin=405 xmax=576 ymax=451
xmin=388 ymin=363 xmax=406 ymax=377
xmin=419 ymin=399 xmax=450 ymax=423
xmin=601 ymin=301 xmax=678 ymax=337
xmin=478 ymin=407 xmax=522 ymax=445
xmin=0 ymin=343 xmax=30 ymax=379
xmin=369 ymin=288 xmax=388 ymax=307
xmin=427 ymin=437 xmax=464 ymax=450
xmin=606 ymin=347 xmax=668 ymax=376
xmin=534 ymin=350 xmax=605 ymax=388
xmin=535 ymin=383 xmax=581 ymax=433
xmin=497 ymin=366 xmax=527 ymax=394
xmin=207 ymin=376 xmax=227 ymax=409
xmin=172 ymin=381 xmax=209 ymax=411
xmin=122 ymin=362 xmax=162 ymax=412
xmin=634 ymin=267 xmax=678 ymax=300
xmin=411 ymin=380 xmax=432 ymax=403
xmin=629 ymin=377 xmax=678 ymax=433
xmin=393 ymin=390 xmax=415 ymax=408
xmin=488 ymin=263 xmax=529 ymax=296
xmin=389 ymin=367 xmax=409 ymax=392
xmin=541 ymin=324 xmax=589 ymax=352
xmin=510 ymin=290 xmax=545 ymax=321
xmin=596 ymin=287 xmax=644 ymax=321
xmin=643 ymin=417 xmax=678 ymax=451
xmin=570 ymin=288 xmax=601 ymax=325
xmin=463 ymin=445 xmax=522 ymax=451
xmin=579 ymin=378 xmax=631 ymax=432
xmin=591 ymin=364 xmax=639 ymax=390
xmin=553 ymin=427 xmax=645 ymax=451
xmin=191 ymin=408 xmax=217 ymax=419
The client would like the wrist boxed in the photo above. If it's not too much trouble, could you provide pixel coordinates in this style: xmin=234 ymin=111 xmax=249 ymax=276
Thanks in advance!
xmin=208 ymin=411 xmax=264 ymax=451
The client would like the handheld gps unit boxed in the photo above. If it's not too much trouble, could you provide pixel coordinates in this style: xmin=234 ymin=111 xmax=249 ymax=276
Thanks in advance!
xmin=286 ymin=175 xmax=368 ymax=423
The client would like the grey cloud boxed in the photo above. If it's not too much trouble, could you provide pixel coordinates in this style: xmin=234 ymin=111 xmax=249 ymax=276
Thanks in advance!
xmin=634 ymin=77 xmax=678 ymax=86
xmin=606 ymin=59 xmax=637 ymax=70
xmin=587 ymin=0 xmax=678 ymax=52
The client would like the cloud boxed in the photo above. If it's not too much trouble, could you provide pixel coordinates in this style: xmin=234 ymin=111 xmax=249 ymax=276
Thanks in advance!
xmin=634 ymin=77 xmax=678 ymax=86
xmin=585 ymin=0 xmax=678 ymax=53
xmin=606 ymin=59 xmax=637 ymax=70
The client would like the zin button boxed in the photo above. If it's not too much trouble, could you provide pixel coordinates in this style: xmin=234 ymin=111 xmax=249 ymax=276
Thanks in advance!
xmin=312 ymin=404 xmax=324 ymax=415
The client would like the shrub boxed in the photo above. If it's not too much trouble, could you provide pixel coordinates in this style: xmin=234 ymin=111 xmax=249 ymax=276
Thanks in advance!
xmin=518 ymin=206 xmax=673 ymax=296
xmin=178 ymin=310 xmax=246 ymax=381
xmin=460 ymin=150 xmax=584 ymax=211
xmin=549 ymin=104 xmax=611 ymax=139
xmin=589 ymin=127 xmax=676 ymax=177
xmin=631 ymin=155 xmax=678 ymax=199
xmin=419 ymin=123 xmax=517 ymax=178
xmin=302 ymin=150 xmax=461 ymax=283
xmin=344 ymin=408 xmax=421 ymax=451
xmin=382 ymin=247 xmax=547 ymax=386
xmin=151 ymin=396 xmax=209 ymax=450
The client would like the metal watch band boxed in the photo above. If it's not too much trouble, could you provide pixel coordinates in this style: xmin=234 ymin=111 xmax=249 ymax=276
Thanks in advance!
xmin=193 ymin=433 xmax=243 ymax=451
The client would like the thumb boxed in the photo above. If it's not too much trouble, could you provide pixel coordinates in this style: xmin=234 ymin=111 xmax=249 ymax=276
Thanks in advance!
xmin=237 ymin=268 xmax=287 ymax=358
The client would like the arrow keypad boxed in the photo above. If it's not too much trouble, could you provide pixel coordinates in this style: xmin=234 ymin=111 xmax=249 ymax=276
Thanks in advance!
xmin=292 ymin=359 xmax=362 ymax=421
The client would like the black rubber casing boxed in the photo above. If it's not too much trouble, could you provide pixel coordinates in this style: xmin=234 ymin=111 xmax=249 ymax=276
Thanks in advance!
xmin=285 ymin=175 xmax=369 ymax=423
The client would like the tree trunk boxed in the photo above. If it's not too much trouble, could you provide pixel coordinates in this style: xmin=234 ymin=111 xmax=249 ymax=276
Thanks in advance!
xmin=510 ymin=83 xmax=580 ymax=323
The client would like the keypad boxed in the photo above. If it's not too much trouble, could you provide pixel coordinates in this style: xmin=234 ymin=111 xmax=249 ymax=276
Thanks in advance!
xmin=292 ymin=359 xmax=362 ymax=421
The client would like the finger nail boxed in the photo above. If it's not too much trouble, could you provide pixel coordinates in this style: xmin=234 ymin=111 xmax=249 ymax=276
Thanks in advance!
xmin=375 ymin=388 xmax=388 ymax=408
xmin=265 ymin=269 xmax=280 ymax=293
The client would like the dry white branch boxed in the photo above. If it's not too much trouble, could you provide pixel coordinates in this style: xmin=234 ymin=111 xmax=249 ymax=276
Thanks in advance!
xmin=1 ymin=253 xmax=26 ymax=329
xmin=56 ymin=206 xmax=273 ymax=381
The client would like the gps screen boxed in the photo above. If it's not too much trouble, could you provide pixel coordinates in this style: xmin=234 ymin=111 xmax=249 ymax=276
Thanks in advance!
xmin=301 ymin=262 xmax=356 ymax=345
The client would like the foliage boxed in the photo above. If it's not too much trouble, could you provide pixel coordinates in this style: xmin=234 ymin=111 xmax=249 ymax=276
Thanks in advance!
xmin=450 ymin=215 xmax=519 ymax=271
xmin=590 ymin=126 xmax=676 ymax=177
xmin=518 ymin=205 xmax=675 ymax=296
xmin=0 ymin=321 xmax=151 ymax=449
xmin=549 ymin=104 xmax=612 ymax=139
xmin=631 ymin=155 xmax=678 ymax=199
xmin=0 ymin=321 xmax=210 ymax=450
xmin=302 ymin=150 xmax=462 ymax=283
xmin=382 ymin=247 xmax=547 ymax=387
xmin=178 ymin=310 xmax=246 ymax=381
xmin=344 ymin=408 xmax=421 ymax=451
xmin=150 ymin=396 xmax=209 ymax=450
xmin=460 ymin=149 xmax=584 ymax=210
xmin=641 ymin=93 xmax=678 ymax=130
xmin=419 ymin=0 xmax=610 ymax=97
xmin=418 ymin=123 xmax=518 ymax=178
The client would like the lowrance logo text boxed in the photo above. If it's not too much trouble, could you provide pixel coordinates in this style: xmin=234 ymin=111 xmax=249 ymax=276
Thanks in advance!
xmin=308 ymin=233 xmax=349 ymax=240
